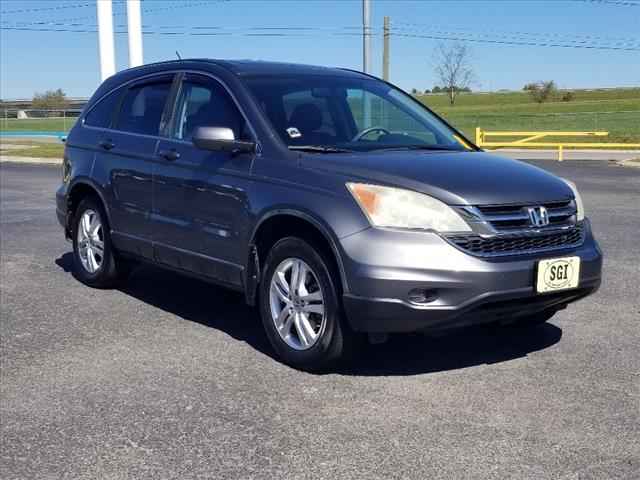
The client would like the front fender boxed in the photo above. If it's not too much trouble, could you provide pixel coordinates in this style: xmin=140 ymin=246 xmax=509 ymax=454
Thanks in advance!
xmin=245 ymin=181 xmax=370 ymax=302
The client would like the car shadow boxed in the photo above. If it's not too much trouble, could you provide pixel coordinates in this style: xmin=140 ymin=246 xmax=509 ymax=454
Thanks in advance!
xmin=338 ymin=324 xmax=562 ymax=376
xmin=55 ymin=253 xmax=563 ymax=376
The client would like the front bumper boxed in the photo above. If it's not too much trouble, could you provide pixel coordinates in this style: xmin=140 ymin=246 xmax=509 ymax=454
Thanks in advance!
xmin=339 ymin=220 xmax=602 ymax=333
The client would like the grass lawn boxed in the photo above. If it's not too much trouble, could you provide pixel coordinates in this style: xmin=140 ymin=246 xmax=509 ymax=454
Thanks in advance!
xmin=418 ymin=88 xmax=640 ymax=144
xmin=0 ymin=139 xmax=65 ymax=158
xmin=0 ymin=117 xmax=76 ymax=132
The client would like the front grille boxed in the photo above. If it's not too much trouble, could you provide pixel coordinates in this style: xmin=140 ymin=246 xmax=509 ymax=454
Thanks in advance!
xmin=476 ymin=199 xmax=576 ymax=232
xmin=447 ymin=224 xmax=584 ymax=257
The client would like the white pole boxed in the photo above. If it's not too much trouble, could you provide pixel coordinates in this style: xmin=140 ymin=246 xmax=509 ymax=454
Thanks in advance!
xmin=96 ymin=0 xmax=116 ymax=81
xmin=126 ymin=0 xmax=144 ymax=67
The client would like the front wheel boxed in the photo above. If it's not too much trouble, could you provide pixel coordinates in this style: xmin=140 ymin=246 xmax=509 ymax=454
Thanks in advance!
xmin=259 ymin=237 xmax=354 ymax=371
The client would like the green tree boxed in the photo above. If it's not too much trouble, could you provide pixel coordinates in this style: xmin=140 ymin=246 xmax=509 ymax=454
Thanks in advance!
xmin=32 ymin=89 xmax=69 ymax=110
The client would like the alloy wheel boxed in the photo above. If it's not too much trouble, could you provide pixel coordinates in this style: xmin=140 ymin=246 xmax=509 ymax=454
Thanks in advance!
xmin=269 ymin=258 xmax=326 ymax=350
xmin=77 ymin=209 xmax=104 ymax=274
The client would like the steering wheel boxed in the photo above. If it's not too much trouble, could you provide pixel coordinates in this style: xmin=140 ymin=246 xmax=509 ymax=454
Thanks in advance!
xmin=351 ymin=126 xmax=391 ymax=142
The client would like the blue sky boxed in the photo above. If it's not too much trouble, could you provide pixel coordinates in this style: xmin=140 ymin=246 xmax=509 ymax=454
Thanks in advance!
xmin=1 ymin=0 xmax=639 ymax=99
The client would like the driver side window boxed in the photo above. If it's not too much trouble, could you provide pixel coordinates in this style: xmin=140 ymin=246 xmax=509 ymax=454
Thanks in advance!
xmin=172 ymin=76 xmax=249 ymax=142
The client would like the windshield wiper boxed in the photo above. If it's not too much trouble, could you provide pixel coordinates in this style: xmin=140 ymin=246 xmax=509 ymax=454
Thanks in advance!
xmin=369 ymin=145 xmax=466 ymax=152
xmin=288 ymin=145 xmax=353 ymax=153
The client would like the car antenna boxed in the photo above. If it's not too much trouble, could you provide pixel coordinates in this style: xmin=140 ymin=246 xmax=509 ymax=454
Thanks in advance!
xmin=175 ymin=50 xmax=182 ymax=60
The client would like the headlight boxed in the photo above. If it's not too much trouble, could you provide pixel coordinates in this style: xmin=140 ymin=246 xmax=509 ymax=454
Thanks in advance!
xmin=346 ymin=183 xmax=471 ymax=232
xmin=562 ymin=179 xmax=585 ymax=221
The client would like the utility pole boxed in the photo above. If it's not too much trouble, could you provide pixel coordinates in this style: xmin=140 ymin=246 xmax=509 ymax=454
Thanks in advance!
xmin=96 ymin=0 xmax=116 ymax=81
xmin=383 ymin=16 xmax=390 ymax=81
xmin=362 ymin=0 xmax=371 ymax=74
xmin=362 ymin=0 xmax=372 ymax=127
xmin=126 ymin=0 xmax=144 ymax=67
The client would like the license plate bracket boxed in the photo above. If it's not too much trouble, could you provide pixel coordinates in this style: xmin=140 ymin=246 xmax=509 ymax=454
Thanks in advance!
xmin=536 ymin=256 xmax=581 ymax=294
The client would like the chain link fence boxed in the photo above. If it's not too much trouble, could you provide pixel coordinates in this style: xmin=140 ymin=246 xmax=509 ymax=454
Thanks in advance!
xmin=0 ymin=109 xmax=78 ymax=159
xmin=1 ymin=109 xmax=83 ymax=135
xmin=1 ymin=107 xmax=639 ymax=148
xmin=438 ymin=110 xmax=640 ymax=145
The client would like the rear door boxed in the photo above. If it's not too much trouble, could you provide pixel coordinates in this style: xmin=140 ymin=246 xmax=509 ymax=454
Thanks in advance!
xmin=94 ymin=74 xmax=175 ymax=258
xmin=152 ymin=73 xmax=255 ymax=287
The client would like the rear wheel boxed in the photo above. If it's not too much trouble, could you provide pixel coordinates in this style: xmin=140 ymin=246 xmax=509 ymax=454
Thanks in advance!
xmin=72 ymin=197 xmax=126 ymax=288
xmin=259 ymin=237 xmax=354 ymax=371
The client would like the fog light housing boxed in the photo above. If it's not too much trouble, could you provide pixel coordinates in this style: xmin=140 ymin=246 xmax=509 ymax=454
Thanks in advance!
xmin=408 ymin=288 xmax=438 ymax=305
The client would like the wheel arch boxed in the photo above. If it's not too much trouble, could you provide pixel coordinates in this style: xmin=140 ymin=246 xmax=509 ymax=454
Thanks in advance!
xmin=246 ymin=209 xmax=349 ymax=306
xmin=66 ymin=178 xmax=112 ymax=233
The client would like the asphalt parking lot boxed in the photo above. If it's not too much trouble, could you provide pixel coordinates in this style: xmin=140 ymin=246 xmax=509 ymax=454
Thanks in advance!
xmin=1 ymin=160 xmax=639 ymax=479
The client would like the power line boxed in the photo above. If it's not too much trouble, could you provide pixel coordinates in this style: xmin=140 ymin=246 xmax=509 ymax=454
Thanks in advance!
xmin=393 ymin=21 xmax=640 ymax=45
xmin=391 ymin=29 xmax=639 ymax=50
xmin=0 ymin=22 xmax=640 ymax=51
xmin=141 ymin=0 xmax=218 ymax=14
xmin=570 ymin=0 xmax=640 ymax=6
xmin=0 ymin=20 xmax=363 ymax=31
xmin=3 ymin=19 xmax=637 ymax=48
xmin=0 ymin=2 xmax=97 ymax=16
xmin=0 ymin=25 xmax=364 ymax=38
xmin=2 ymin=23 xmax=639 ymax=52
xmin=0 ymin=0 xmax=214 ymax=23
xmin=394 ymin=32 xmax=640 ymax=52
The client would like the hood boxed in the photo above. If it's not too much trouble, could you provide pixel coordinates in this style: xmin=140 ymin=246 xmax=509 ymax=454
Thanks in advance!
xmin=302 ymin=150 xmax=573 ymax=206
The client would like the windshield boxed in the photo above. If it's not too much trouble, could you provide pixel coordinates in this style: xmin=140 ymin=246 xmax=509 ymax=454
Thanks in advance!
xmin=243 ymin=74 xmax=471 ymax=152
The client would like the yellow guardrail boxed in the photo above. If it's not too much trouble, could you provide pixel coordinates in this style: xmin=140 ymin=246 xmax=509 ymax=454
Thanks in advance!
xmin=475 ymin=128 xmax=640 ymax=161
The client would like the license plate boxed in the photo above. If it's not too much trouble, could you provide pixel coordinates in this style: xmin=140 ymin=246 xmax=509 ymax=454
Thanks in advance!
xmin=536 ymin=256 xmax=581 ymax=293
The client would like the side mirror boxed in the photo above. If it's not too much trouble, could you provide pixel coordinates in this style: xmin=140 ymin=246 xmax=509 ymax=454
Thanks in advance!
xmin=192 ymin=126 xmax=256 ymax=155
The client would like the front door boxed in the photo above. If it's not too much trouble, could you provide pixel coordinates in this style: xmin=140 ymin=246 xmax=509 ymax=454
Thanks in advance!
xmin=152 ymin=73 xmax=255 ymax=287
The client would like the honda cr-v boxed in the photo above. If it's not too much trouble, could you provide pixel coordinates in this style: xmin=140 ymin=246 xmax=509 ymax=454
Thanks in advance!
xmin=56 ymin=60 xmax=602 ymax=370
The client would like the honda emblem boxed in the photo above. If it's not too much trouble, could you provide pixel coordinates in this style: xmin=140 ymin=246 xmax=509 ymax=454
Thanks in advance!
xmin=527 ymin=206 xmax=550 ymax=227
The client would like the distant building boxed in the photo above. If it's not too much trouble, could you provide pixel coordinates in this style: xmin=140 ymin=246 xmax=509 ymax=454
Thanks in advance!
xmin=0 ymin=97 xmax=88 ymax=112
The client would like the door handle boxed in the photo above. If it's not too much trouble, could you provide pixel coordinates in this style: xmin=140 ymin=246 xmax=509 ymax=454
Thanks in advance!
xmin=158 ymin=149 xmax=180 ymax=161
xmin=98 ymin=139 xmax=115 ymax=150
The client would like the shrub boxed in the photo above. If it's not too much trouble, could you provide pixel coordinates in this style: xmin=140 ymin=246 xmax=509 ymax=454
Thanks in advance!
xmin=527 ymin=81 xmax=557 ymax=103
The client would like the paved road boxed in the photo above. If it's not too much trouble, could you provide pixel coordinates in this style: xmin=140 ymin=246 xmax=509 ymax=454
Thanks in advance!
xmin=492 ymin=149 xmax=640 ymax=162
xmin=1 ymin=161 xmax=639 ymax=479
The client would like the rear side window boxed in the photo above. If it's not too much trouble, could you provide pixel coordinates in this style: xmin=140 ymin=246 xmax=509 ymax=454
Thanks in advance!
xmin=116 ymin=81 xmax=172 ymax=136
xmin=84 ymin=87 xmax=123 ymax=128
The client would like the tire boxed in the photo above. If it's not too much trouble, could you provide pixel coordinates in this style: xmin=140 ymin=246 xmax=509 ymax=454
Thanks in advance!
xmin=259 ymin=237 xmax=355 ymax=371
xmin=72 ymin=196 xmax=126 ymax=288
